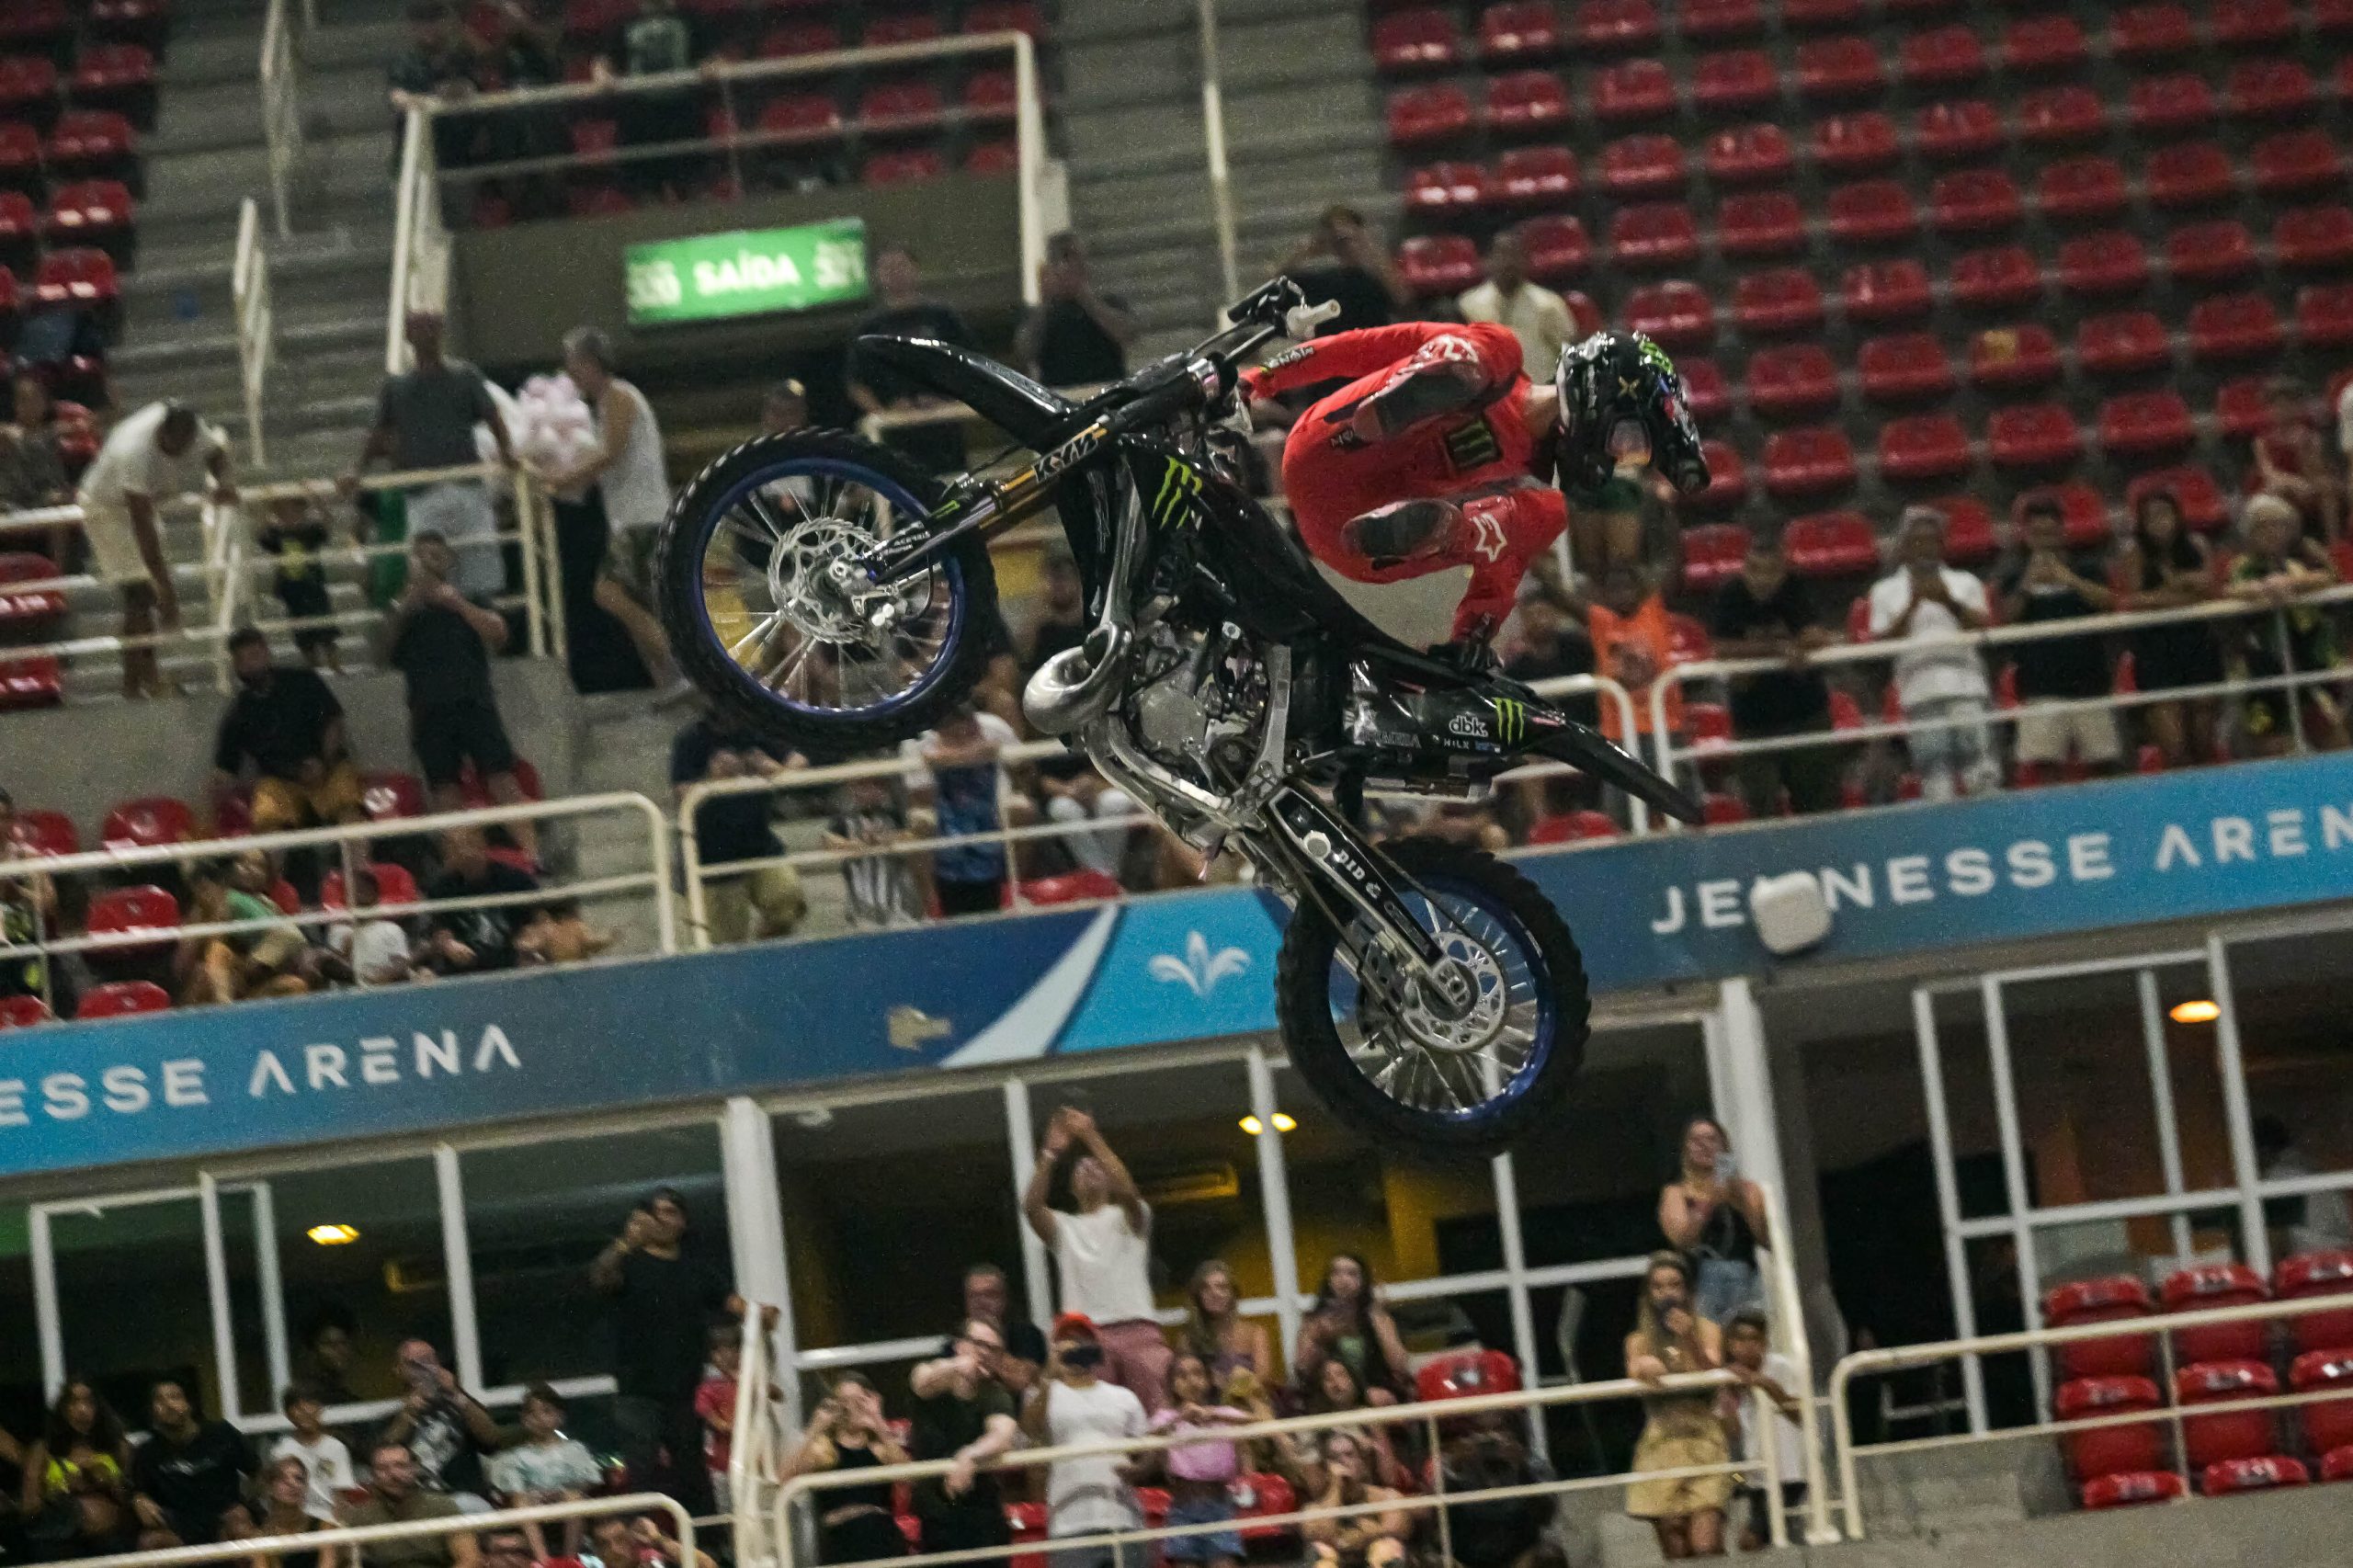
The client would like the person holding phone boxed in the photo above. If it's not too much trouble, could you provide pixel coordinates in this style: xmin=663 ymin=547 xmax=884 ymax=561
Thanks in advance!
xmin=378 ymin=1340 xmax=504 ymax=1505
xmin=1657 ymin=1117 xmax=1770 ymax=1328
xmin=1622 ymin=1253 xmax=1731 ymax=1560
xmin=1024 ymin=1314 xmax=1148 ymax=1568
xmin=780 ymin=1372 xmax=909 ymax=1564
xmin=908 ymin=1319 xmax=1022 ymax=1560
xmin=1025 ymin=1107 xmax=1172 ymax=1415
xmin=1864 ymin=506 xmax=1999 ymax=802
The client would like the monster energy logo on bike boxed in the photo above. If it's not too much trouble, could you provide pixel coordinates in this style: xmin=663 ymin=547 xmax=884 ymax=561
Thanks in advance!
xmin=1151 ymin=458 xmax=1205 ymax=528
xmin=1491 ymin=697 xmax=1527 ymax=744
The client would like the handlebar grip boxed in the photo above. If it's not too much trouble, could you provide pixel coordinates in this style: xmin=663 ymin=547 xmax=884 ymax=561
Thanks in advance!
xmin=1284 ymin=300 xmax=1344 ymax=338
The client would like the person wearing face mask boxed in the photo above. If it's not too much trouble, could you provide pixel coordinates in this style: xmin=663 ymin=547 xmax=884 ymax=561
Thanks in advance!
xmin=1658 ymin=1118 xmax=1771 ymax=1329
xmin=1025 ymin=1107 xmax=1172 ymax=1415
xmin=1023 ymin=1314 xmax=1148 ymax=1568
xmin=210 ymin=627 xmax=363 ymax=835
xmin=1622 ymin=1253 xmax=1731 ymax=1560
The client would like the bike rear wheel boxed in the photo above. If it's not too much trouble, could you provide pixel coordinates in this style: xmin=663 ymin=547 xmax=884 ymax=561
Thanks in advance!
xmin=654 ymin=430 xmax=997 ymax=753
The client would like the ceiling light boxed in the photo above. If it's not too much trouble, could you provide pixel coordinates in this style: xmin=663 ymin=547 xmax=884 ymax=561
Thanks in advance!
xmin=307 ymin=1223 xmax=359 ymax=1245
xmin=2169 ymin=999 xmax=2221 ymax=1025
xmin=1238 ymin=1113 xmax=1298 ymax=1136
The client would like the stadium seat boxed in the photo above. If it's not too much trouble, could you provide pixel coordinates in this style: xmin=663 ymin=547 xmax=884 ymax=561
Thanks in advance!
xmin=45 ymin=177 xmax=132 ymax=250
xmin=2276 ymin=1251 xmax=2353 ymax=1354
xmin=2082 ymin=1471 xmax=2187 ymax=1509
xmin=2211 ymin=0 xmax=2296 ymax=49
xmin=1677 ymin=358 xmax=1730 ymax=420
xmin=1931 ymin=169 xmax=2023 ymax=235
xmin=1701 ymin=791 xmax=1748 ymax=825
xmin=756 ymin=19 xmax=839 ymax=57
xmin=1495 ymin=145 xmax=1578 ymax=206
xmin=360 ymin=770 xmax=427 ymax=822
xmin=2165 ymin=220 xmax=2258 ymax=289
xmin=1783 ymin=511 xmax=1879 ymax=576
xmin=1487 ymin=70 xmax=1572 ymax=134
xmin=6 ymin=806 xmax=75 ymax=858
xmin=1797 ymin=36 xmax=1884 ymax=101
xmin=2178 ymin=1361 xmax=2281 ymax=1471
xmin=860 ymin=12 xmax=939 ymax=46
xmin=1812 ymin=111 xmax=1899 ymax=174
xmin=2055 ymin=1377 xmax=2165 ymax=1483
xmin=1735 ymin=267 xmax=1824 ymax=335
xmin=1842 ymin=259 xmax=1932 ymax=324
xmin=962 ymin=2 xmax=1046 ymax=38
xmin=0 ymin=653 xmax=62 ymax=710
xmin=2076 ymin=312 xmax=2171 ymax=377
xmin=861 ymin=150 xmax=944 ymax=186
xmin=1899 ymin=26 xmax=1984 ymax=88
xmin=1017 ymin=870 xmax=1124 ymax=906
xmin=1606 ymin=203 xmax=1699 ymax=268
xmin=1827 ymin=179 xmax=1915 ymax=244
xmin=1385 ymin=84 xmax=1474 ymax=145
xmin=1624 ymin=280 xmax=1714 ymax=348
xmin=2320 ymin=0 xmax=2353 ymax=36
xmin=1782 ymin=0 xmax=1865 ymax=28
xmin=2057 ymin=232 xmax=2150 ymax=299
xmin=1913 ymin=98 xmax=2001 ymax=162
xmin=1683 ymin=0 xmax=1765 ymax=40
xmin=2128 ymin=73 xmax=2217 ymax=134
xmin=1482 ymin=1 xmax=1566 ymax=62
xmin=1939 ymin=496 xmax=2000 ymax=562
xmin=1370 ymin=8 xmax=1461 ymax=73
xmin=1526 ymin=809 xmax=1620 ymax=844
xmin=102 ymin=796 xmax=193 ymax=848
xmin=0 ymin=992 xmax=51 ymax=1028
xmin=2188 ymin=292 xmax=2285 ymax=360
xmin=1747 ymin=344 xmax=1840 ymax=419
xmin=66 ymin=43 xmax=153 ymax=128
xmin=1858 ymin=333 xmax=1954 ymax=403
xmin=963 ymin=141 xmax=1015 ymax=177
xmin=1988 ymin=403 xmax=2084 ymax=472
xmin=1949 ymin=245 xmax=2044 ymax=310
xmin=2215 ymin=376 xmax=2271 ymax=437
xmin=1403 ymin=161 xmax=1491 ymax=213
xmin=0 ymin=122 xmax=38 ymax=193
xmin=858 ymin=82 xmax=944 ymax=128
xmin=0 ymin=0 xmax=72 ymax=52
xmin=2289 ymin=1351 xmax=2353 ymax=1458
xmin=1705 ymin=123 xmax=1793 ymax=187
xmin=2301 ymin=284 xmax=2353 ymax=349
xmin=752 ymin=94 xmax=842 ymax=142
xmin=76 ymin=979 xmax=169 ymax=1019
xmin=47 ymin=109 xmax=135 ymax=180
xmin=319 ymin=863 xmax=422 ymax=911
xmin=1717 ymin=190 xmax=1806 ymax=257
xmin=2017 ymin=86 xmax=2104 ymax=148
xmin=1565 ymin=0 xmax=1654 ymax=52
xmin=962 ymin=74 xmax=1018 ymax=119
xmin=2109 ymin=4 xmax=2196 ymax=60
xmin=2099 ymin=392 xmax=2196 ymax=460
xmin=0 ymin=550 xmax=65 ymax=631
xmin=2202 ymin=1456 xmax=2308 ymax=1496
xmin=1692 ymin=49 xmax=1778 ymax=114
xmin=1593 ymin=58 xmax=1677 ymax=122
xmin=2276 ymin=206 xmax=2353 ymax=271
xmin=1684 ymin=439 xmax=1748 ymax=512
xmin=0 ymin=187 xmax=35 ymax=264
xmin=1878 ymin=414 xmax=1972 ymax=483
xmin=2146 ymin=142 xmax=2235 ymax=210
xmin=2251 ymin=131 xmax=2347 ymax=199
xmin=2051 ymin=482 xmax=2110 ymax=551
xmin=1762 ymin=426 xmax=1858 ymax=501
xmin=2227 ymin=60 xmax=2317 ymax=121
xmin=1415 ymin=1347 xmax=1521 ymax=1403
xmin=1397 ymin=235 xmax=1479 ymax=295
xmin=1599 ymin=134 xmax=1685 ymax=197
xmin=2047 ymin=1277 xmax=2157 ymax=1379
xmin=30 ymin=244 xmax=117 ymax=310
xmin=1518 ymin=214 xmax=1590 ymax=281
xmin=84 ymin=887 xmax=177 ymax=967
xmin=1678 ymin=523 xmax=1751 ymax=593
xmin=2003 ymin=17 xmax=2086 ymax=75
xmin=0 ymin=57 xmax=59 ymax=130
xmin=2037 ymin=156 xmax=2129 ymax=222
xmin=2127 ymin=466 xmax=2228 ymax=532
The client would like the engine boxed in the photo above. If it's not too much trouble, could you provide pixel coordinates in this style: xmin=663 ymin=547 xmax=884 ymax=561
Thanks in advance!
xmin=1121 ymin=622 xmax=1266 ymax=789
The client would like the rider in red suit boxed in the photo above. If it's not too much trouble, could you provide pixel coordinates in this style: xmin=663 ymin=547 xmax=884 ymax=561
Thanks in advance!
xmin=1242 ymin=321 xmax=1710 ymax=660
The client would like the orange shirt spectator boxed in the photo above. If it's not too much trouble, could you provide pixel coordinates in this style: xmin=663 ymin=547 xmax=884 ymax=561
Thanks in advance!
xmin=1584 ymin=565 xmax=1683 ymax=742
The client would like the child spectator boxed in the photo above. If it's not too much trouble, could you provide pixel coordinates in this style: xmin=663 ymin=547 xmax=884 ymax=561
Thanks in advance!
xmin=267 ymin=1385 xmax=353 ymax=1524
xmin=1148 ymin=1351 xmax=1250 ymax=1568
xmin=910 ymin=705 xmax=1015 ymax=917
xmin=488 ymin=1384 xmax=602 ymax=1562
xmin=824 ymin=773 xmax=926 ymax=928
xmin=516 ymin=898 xmax=617 ymax=966
xmin=1719 ymin=1309 xmax=1805 ymax=1552
xmin=1302 ymin=1432 xmax=1411 ymax=1568
xmin=694 ymin=1324 xmax=743 ymax=1515
xmin=256 ymin=488 xmax=345 ymax=672
xmin=1576 ymin=562 xmax=1682 ymax=750
xmin=2228 ymin=492 xmax=2348 ymax=755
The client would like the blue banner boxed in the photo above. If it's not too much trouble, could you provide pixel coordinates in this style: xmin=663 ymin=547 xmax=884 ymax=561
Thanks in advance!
xmin=8 ymin=754 xmax=2353 ymax=1180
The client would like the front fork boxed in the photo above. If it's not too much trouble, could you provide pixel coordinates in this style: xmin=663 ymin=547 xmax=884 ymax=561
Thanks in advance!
xmin=1260 ymin=787 xmax=1473 ymax=1014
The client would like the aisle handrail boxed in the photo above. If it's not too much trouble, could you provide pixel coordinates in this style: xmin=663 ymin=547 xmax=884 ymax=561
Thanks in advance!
xmin=258 ymin=0 xmax=302 ymax=239
xmin=64 ymin=1494 xmax=694 ymax=1568
xmin=233 ymin=198 xmax=274 ymax=468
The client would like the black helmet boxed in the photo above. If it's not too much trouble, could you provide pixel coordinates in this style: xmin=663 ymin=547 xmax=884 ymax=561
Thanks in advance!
xmin=1552 ymin=331 xmax=1710 ymax=498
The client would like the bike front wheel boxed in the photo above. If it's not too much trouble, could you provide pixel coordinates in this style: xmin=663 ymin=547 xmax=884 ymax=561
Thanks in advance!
xmin=1276 ymin=838 xmax=1589 ymax=1158
xmin=654 ymin=429 xmax=998 ymax=753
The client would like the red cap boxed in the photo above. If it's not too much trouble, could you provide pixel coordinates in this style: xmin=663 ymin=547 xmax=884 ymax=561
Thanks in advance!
xmin=1051 ymin=1312 xmax=1099 ymax=1342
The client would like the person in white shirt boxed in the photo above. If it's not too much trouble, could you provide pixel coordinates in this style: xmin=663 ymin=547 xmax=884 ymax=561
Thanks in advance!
xmin=1022 ymin=1312 xmax=1148 ymax=1568
xmin=267 ymin=1383 xmax=354 ymax=1523
xmin=325 ymin=868 xmax=415 ymax=986
xmin=1865 ymin=506 xmax=2000 ymax=802
xmin=1719 ymin=1310 xmax=1806 ymax=1551
xmin=1025 ymin=1107 xmax=1171 ymax=1415
xmin=76 ymin=400 xmax=236 ymax=699
xmin=1456 ymin=232 xmax=1578 ymax=380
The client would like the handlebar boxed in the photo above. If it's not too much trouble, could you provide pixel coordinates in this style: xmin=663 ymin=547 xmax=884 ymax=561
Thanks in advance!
xmin=1093 ymin=278 xmax=1339 ymax=442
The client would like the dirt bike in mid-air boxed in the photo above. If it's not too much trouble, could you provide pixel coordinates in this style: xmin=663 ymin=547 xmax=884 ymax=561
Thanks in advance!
xmin=653 ymin=277 xmax=1703 ymax=1156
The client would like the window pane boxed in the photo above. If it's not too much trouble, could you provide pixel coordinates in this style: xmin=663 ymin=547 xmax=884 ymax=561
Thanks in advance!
xmin=217 ymin=1186 xmax=271 ymax=1420
xmin=463 ymin=1122 xmax=729 ymax=1389
xmin=264 ymin=1158 xmax=453 ymax=1404
xmin=1 ymin=1203 xmax=40 ymax=1439
xmin=46 ymin=1196 xmax=222 ymax=1422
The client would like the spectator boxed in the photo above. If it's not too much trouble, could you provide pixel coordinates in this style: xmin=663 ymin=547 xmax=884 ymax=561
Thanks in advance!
xmin=1180 ymin=1259 xmax=1273 ymax=1389
xmin=1996 ymin=494 xmax=2122 ymax=778
xmin=1718 ymin=1309 xmax=1804 ymax=1553
xmin=487 ymin=1384 xmax=601 ymax=1562
xmin=588 ymin=1186 xmax=739 ymax=1519
xmin=235 ymin=1455 xmax=329 ymax=1568
xmin=1280 ymin=207 xmax=1408 ymax=337
xmin=422 ymin=827 xmax=541 ymax=975
xmin=256 ymin=488 xmax=346 ymax=673
xmin=1573 ymin=562 xmax=1683 ymax=752
xmin=337 ymin=1441 xmax=475 ymax=1568
xmin=300 ymin=1305 xmax=362 ymax=1405
xmin=1039 ymin=767 xmax=1139 ymax=883
xmin=1622 ymin=1252 xmax=1730 ymax=1562
xmin=516 ymin=898 xmax=617 ymax=966
xmin=694 ymin=1324 xmax=743 ymax=1515
xmin=1024 ymin=1107 xmax=1171 ymax=1414
xmin=1432 ymin=1414 xmax=1557 ymax=1568
xmin=959 ymin=1262 xmax=1049 ymax=1398
xmin=380 ymin=1340 xmax=502 ymax=1504
xmin=347 ymin=312 xmax=514 ymax=601
xmin=2227 ymin=492 xmax=2348 ymax=755
xmin=382 ymin=530 xmax=540 ymax=864
xmin=1660 ymin=1116 xmax=1770 ymax=1328
xmin=175 ymin=853 xmax=316 ymax=1006
xmin=1015 ymin=232 xmax=1138 ymax=390
xmin=761 ymin=379 xmax=810 ymax=437
xmin=2255 ymin=1114 xmax=2353 ymax=1256
xmin=824 ymin=772 xmax=926 ymax=928
xmin=1505 ymin=588 xmax=1597 ymax=715
xmin=1300 ymin=1432 xmax=1411 ymax=1568
xmin=324 ymin=869 xmax=419 ymax=988
xmin=779 ymin=1372 xmax=909 ymax=1564
xmin=477 ymin=1529 xmax=538 ymax=1568
xmin=130 ymin=1378 xmax=255 ymax=1549
xmin=910 ymin=704 xmax=1017 ymax=916
xmin=1299 ymin=1358 xmax=1408 ymax=1493
xmin=212 ymin=628 xmax=362 ymax=834
xmin=1294 ymin=1254 xmax=1410 ymax=1404
xmin=1866 ymin=506 xmax=1998 ymax=803
xmin=267 ymin=1384 xmax=355 ymax=1524
xmin=584 ymin=1514 xmax=715 ymax=1568
xmin=672 ymin=711 xmax=807 ymax=944
xmin=388 ymin=4 xmax=479 ymax=122
xmin=2 ymin=369 xmax=74 ymax=569
xmin=599 ymin=0 xmax=709 ymax=176
xmin=1023 ymin=1313 xmax=1147 ymax=1568
xmin=18 ymin=1378 xmax=133 ymax=1557
xmin=1026 ymin=545 xmax=1088 ymax=672
xmin=1145 ymin=1351 xmax=1251 ymax=1568
xmin=847 ymin=246 xmax=974 ymax=473
xmin=1458 ymin=232 xmax=1578 ymax=380
xmin=1710 ymin=533 xmax=1839 ymax=816
xmin=77 ymin=400 xmax=236 ymax=699
xmin=907 ymin=1320 xmax=1022 ymax=1562
xmin=2116 ymin=485 xmax=2224 ymax=769
xmin=1 ymin=787 xmax=61 ymax=1010
xmin=2252 ymin=377 xmax=2342 ymax=543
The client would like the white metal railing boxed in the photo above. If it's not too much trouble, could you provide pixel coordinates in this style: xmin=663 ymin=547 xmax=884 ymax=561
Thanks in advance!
xmin=1830 ymin=1281 xmax=2353 ymax=1540
xmin=387 ymin=101 xmax=451 ymax=373
xmin=67 ymin=1494 xmax=694 ymax=1568
xmin=259 ymin=0 xmax=302 ymax=239
xmin=233 ymin=198 xmax=275 ymax=468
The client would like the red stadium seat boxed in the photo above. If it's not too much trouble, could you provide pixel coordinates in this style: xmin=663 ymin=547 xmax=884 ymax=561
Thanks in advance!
xmin=1736 ymin=268 xmax=1824 ymax=335
xmin=1701 ymin=791 xmax=1749 ymax=825
xmin=2099 ymin=392 xmax=2196 ymax=460
xmin=2178 ymin=1361 xmax=2281 ymax=1471
xmin=1678 ymin=523 xmax=1751 ymax=593
xmin=46 ymin=177 xmax=132 ymax=245
xmin=1518 ymin=214 xmax=1590 ymax=281
xmin=85 ymin=885 xmax=177 ymax=955
xmin=321 ymin=863 xmax=423 ymax=911
xmin=1017 ymin=870 xmax=1124 ymax=906
xmin=0 ymin=653 xmax=62 ymax=710
xmin=1483 ymin=1 xmax=1566 ymax=62
xmin=1622 ymin=278 xmax=1714 ymax=348
xmin=1567 ymin=0 xmax=1655 ymax=52
xmin=0 ymin=122 xmax=37 ymax=190
xmin=1813 ymin=110 xmax=1898 ymax=174
xmin=1987 ymin=403 xmax=2083 ymax=472
xmin=2047 ymin=1277 xmax=2157 ymax=1380
xmin=2319 ymin=0 xmax=2353 ymax=36
xmin=2058 ymin=232 xmax=2151 ymax=299
xmin=858 ymin=82 xmax=942 ymax=128
xmin=76 ymin=980 xmax=169 ymax=1019
xmin=46 ymin=109 xmax=135 ymax=177
xmin=1827 ymin=179 xmax=1915 ymax=244
xmin=1938 ymin=496 xmax=2000 ymax=562
xmin=1899 ymin=26 xmax=1984 ymax=89
xmin=2127 ymin=466 xmax=2228 ymax=532
xmin=961 ymin=141 xmax=1017 ymax=176
xmin=2109 ymin=4 xmax=2196 ymax=60
xmin=0 ymin=993 xmax=52 ymax=1028
xmin=1606 ymin=203 xmax=1699 ymax=268
xmin=2162 ymin=1264 xmax=2270 ymax=1366
xmin=2252 ymin=131 xmax=2347 ymax=198
xmin=1527 ymin=809 xmax=1620 ymax=844
xmin=2146 ymin=143 xmax=2235 ymax=210
xmin=1397 ymin=235 xmax=1479 ymax=295
xmin=1969 ymin=325 xmax=2061 ymax=392
xmin=1717 ymin=189 xmax=1806 ymax=257
xmin=2276 ymin=206 xmax=2353 ymax=270
xmin=1599 ymin=134 xmax=1685 ymax=197
xmin=2052 ymin=478 xmax=2114 ymax=550
xmin=754 ymin=94 xmax=841 ymax=142
xmin=756 ymin=20 xmax=839 ymax=57
xmin=2188 ymin=292 xmax=2285 ymax=360
xmin=1495 ymin=145 xmax=1578 ymax=206
xmin=2017 ymin=86 xmax=2104 ymax=148
xmin=962 ymin=3 xmax=1045 ymax=38
xmin=2276 ymin=1251 xmax=2353 ymax=1355
xmin=102 ymin=796 xmax=193 ymax=848
xmin=0 ymin=57 xmax=59 ymax=126
xmin=1692 ymin=49 xmax=1779 ymax=114
xmin=861 ymin=149 xmax=944 ymax=186
xmin=1796 ymin=36 xmax=1883 ymax=101
xmin=2055 ymin=1377 xmax=2165 ymax=1483
xmin=1593 ymin=58 xmax=1676 ymax=123
xmin=962 ymin=73 xmax=1018 ymax=119
xmin=1842 ymin=259 xmax=1932 ymax=324
xmin=2300 ymin=284 xmax=2353 ymax=349
xmin=860 ymin=12 xmax=938 ymax=47
xmin=67 ymin=43 xmax=153 ymax=123
xmin=1747 ymin=344 xmax=1840 ymax=418
xmin=1385 ymin=84 xmax=1474 ymax=145
xmin=1949 ymin=245 xmax=2044 ymax=310
xmin=2082 ymin=1471 xmax=2188 ymax=1509
xmin=1370 ymin=8 xmax=1461 ymax=73
xmin=1763 ymin=426 xmax=1858 ymax=501
xmin=1684 ymin=439 xmax=1748 ymax=512
xmin=568 ymin=117 xmax=619 ymax=157
xmin=360 ymin=770 xmax=427 ymax=822
xmin=1784 ymin=511 xmax=1879 ymax=576
xmin=2076 ymin=311 xmax=2171 ymax=377
xmin=0 ymin=551 xmax=65 ymax=631
xmin=1677 ymin=358 xmax=1730 ymax=421
xmin=7 ymin=807 xmax=76 ymax=858
xmin=2037 ymin=156 xmax=2129 ymax=222
xmin=2290 ymin=1351 xmax=2353 ymax=1460
xmin=1913 ymin=98 xmax=2001 ymax=162
xmin=1403 ymin=161 xmax=1493 ymax=214
xmin=2215 ymin=377 xmax=2270 ymax=437
xmin=1415 ymin=1348 xmax=1521 ymax=1403
xmin=1878 ymin=414 xmax=1972 ymax=483
xmin=1704 ymin=123 xmax=1792 ymax=187
xmin=1683 ymin=0 xmax=1765 ymax=42
xmin=2228 ymin=61 xmax=2317 ymax=121
xmin=0 ymin=0 xmax=72 ymax=51
xmin=2165 ymin=219 xmax=2258 ymax=289
xmin=2004 ymin=17 xmax=2086 ymax=75
xmin=1931 ymin=169 xmax=2022 ymax=235
xmin=1782 ymin=0 xmax=1865 ymax=28
xmin=2202 ymin=1456 xmax=2308 ymax=1496
xmin=1859 ymin=333 xmax=1955 ymax=403
xmin=2211 ymin=0 xmax=2297 ymax=49
xmin=1487 ymin=71 xmax=1572 ymax=134
xmin=2128 ymin=73 xmax=2217 ymax=134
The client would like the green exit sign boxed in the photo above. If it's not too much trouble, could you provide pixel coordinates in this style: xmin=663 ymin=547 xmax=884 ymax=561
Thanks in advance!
xmin=624 ymin=218 xmax=871 ymax=326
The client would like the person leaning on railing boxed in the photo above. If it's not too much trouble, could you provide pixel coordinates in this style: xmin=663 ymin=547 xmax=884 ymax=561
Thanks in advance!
xmin=2114 ymin=483 xmax=2225 ymax=769
xmin=780 ymin=1371 xmax=910 ymax=1565
xmin=1299 ymin=1430 xmax=1411 ymax=1568
xmin=2227 ymin=491 xmax=2349 ymax=756
xmin=1621 ymin=1252 xmax=1731 ymax=1562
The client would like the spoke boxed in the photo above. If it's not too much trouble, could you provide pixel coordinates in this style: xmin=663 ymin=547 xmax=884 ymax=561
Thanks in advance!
xmin=727 ymin=612 xmax=786 ymax=664
xmin=759 ymin=635 xmax=816 ymax=696
xmin=721 ymin=509 xmax=778 ymax=558
xmin=746 ymin=488 xmax=799 ymax=550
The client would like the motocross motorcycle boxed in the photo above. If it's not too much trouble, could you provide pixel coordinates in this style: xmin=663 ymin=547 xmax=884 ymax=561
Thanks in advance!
xmin=653 ymin=278 xmax=1703 ymax=1155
